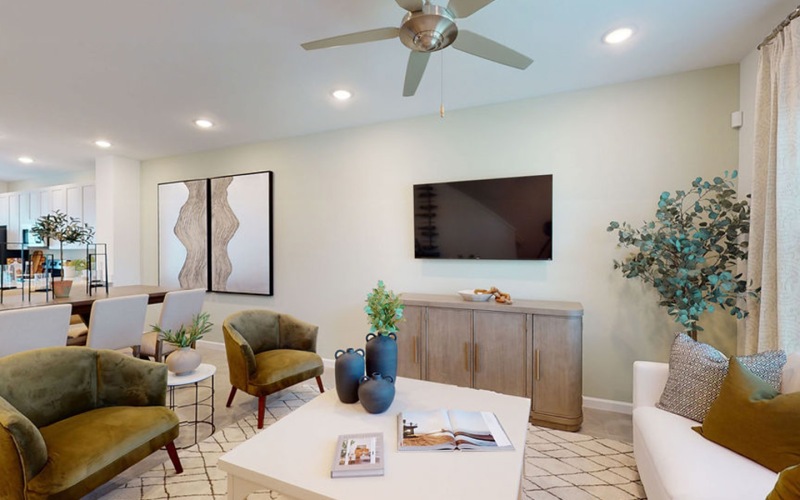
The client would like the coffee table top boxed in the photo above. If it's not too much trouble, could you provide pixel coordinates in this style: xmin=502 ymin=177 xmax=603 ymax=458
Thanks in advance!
xmin=218 ymin=377 xmax=531 ymax=500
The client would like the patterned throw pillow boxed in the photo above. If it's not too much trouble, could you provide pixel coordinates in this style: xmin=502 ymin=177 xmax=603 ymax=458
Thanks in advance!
xmin=656 ymin=332 xmax=786 ymax=422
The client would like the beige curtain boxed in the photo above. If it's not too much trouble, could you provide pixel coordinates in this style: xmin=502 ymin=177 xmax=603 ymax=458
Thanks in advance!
xmin=744 ymin=17 xmax=800 ymax=354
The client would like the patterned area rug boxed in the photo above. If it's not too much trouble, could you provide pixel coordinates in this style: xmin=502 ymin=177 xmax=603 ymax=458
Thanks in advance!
xmin=103 ymin=385 xmax=645 ymax=500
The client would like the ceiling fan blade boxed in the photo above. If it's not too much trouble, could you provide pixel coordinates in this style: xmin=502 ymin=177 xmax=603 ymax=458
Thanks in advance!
xmin=452 ymin=30 xmax=533 ymax=69
xmin=396 ymin=0 xmax=424 ymax=12
xmin=301 ymin=27 xmax=400 ymax=50
xmin=403 ymin=51 xmax=431 ymax=97
xmin=446 ymin=0 xmax=495 ymax=18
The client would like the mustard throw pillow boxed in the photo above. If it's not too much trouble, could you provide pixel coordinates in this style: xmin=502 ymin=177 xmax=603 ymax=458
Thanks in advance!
xmin=693 ymin=358 xmax=800 ymax=472
xmin=767 ymin=464 xmax=800 ymax=500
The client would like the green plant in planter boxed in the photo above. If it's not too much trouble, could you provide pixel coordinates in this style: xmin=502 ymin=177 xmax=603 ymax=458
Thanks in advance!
xmin=70 ymin=258 xmax=88 ymax=273
xmin=31 ymin=210 xmax=94 ymax=281
xmin=607 ymin=170 xmax=759 ymax=339
xmin=364 ymin=280 xmax=405 ymax=335
xmin=153 ymin=312 xmax=213 ymax=348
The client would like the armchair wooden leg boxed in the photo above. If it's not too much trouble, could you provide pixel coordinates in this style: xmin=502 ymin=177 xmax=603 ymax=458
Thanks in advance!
xmin=165 ymin=441 xmax=183 ymax=474
xmin=316 ymin=375 xmax=324 ymax=393
xmin=226 ymin=386 xmax=237 ymax=408
xmin=257 ymin=395 xmax=266 ymax=429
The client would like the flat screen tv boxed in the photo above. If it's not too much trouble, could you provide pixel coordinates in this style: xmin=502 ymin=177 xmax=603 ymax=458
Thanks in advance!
xmin=414 ymin=174 xmax=552 ymax=260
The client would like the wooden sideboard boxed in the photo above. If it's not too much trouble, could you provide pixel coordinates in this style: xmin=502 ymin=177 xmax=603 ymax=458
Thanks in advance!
xmin=397 ymin=293 xmax=584 ymax=431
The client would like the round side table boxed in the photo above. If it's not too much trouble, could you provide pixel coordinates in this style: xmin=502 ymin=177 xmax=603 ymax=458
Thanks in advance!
xmin=167 ymin=362 xmax=216 ymax=448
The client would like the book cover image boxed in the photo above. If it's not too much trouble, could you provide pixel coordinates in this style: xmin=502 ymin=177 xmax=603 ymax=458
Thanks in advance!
xmin=398 ymin=409 xmax=513 ymax=451
xmin=330 ymin=433 xmax=384 ymax=478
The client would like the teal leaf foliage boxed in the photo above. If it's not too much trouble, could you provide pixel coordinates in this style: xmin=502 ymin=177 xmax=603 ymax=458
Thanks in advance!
xmin=364 ymin=280 xmax=405 ymax=335
xmin=607 ymin=170 xmax=759 ymax=335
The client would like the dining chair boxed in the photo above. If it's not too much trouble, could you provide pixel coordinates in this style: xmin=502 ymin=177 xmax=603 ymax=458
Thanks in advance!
xmin=85 ymin=294 xmax=149 ymax=355
xmin=139 ymin=288 xmax=206 ymax=362
xmin=0 ymin=304 xmax=72 ymax=357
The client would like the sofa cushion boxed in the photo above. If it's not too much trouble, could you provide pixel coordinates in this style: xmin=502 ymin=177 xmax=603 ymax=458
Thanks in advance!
xmin=251 ymin=349 xmax=324 ymax=393
xmin=694 ymin=358 xmax=800 ymax=472
xmin=27 ymin=406 xmax=179 ymax=499
xmin=633 ymin=405 xmax=777 ymax=499
xmin=657 ymin=333 xmax=785 ymax=422
xmin=767 ymin=464 xmax=800 ymax=500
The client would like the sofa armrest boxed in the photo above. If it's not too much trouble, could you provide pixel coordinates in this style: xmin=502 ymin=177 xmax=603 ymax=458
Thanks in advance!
xmin=633 ymin=361 xmax=669 ymax=410
xmin=96 ymin=350 xmax=168 ymax=407
xmin=0 ymin=395 xmax=48 ymax=491
xmin=279 ymin=314 xmax=319 ymax=352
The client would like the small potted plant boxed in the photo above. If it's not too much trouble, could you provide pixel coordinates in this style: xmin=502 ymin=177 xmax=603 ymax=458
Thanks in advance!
xmin=152 ymin=312 xmax=213 ymax=375
xmin=364 ymin=280 xmax=405 ymax=381
xmin=30 ymin=210 xmax=94 ymax=297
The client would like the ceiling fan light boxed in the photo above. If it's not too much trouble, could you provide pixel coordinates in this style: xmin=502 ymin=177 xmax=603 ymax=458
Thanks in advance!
xmin=603 ymin=27 xmax=634 ymax=45
xmin=332 ymin=89 xmax=352 ymax=100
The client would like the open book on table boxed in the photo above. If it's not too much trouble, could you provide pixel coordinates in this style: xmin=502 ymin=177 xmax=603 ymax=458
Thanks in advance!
xmin=397 ymin=409 xmax=513 ymax=451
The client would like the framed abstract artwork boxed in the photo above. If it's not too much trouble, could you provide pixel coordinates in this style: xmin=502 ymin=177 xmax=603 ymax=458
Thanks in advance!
xmin=158 ymin=171 xmax=273 ymax=295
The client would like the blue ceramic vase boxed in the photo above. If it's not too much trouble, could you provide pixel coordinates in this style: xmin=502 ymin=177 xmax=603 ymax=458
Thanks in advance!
xmin=365 ymin=332 xmax=398 ymax=382
xmin=334 ymin=348 xmax=365 ymax=404
xmin=358 ymin=373 xmax=395 ymax=414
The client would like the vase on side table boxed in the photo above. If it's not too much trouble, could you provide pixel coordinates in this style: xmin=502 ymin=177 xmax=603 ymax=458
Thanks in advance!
xmin=166 ymin=347 xmax=201 ymax=375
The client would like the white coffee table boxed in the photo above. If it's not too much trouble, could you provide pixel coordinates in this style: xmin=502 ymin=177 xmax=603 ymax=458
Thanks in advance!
xmin=218 ymin=377 xmax=531 ymax=500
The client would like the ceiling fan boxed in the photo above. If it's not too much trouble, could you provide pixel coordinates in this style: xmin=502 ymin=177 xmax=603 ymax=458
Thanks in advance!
xmin=301 ymin=0 xmax=533 ymax=97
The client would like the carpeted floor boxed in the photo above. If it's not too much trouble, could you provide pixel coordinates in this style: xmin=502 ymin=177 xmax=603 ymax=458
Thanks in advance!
xmin=102 ymin=384 xmax=645 ymax=500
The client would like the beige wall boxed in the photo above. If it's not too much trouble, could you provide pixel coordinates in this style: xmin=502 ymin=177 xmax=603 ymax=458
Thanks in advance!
xmin=141 ymin=64 xmax=740 ymax=403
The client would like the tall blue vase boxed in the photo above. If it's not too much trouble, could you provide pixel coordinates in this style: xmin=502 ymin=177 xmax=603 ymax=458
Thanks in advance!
xmin=365 ymin=333 xmax=397 ymax=381
xmin=334 ymin=348 xmax=365 ymax=404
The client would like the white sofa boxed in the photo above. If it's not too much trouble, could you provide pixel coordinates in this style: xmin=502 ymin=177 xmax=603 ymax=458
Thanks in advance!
xmin=632 ymin=354 xmax=800 ymax=500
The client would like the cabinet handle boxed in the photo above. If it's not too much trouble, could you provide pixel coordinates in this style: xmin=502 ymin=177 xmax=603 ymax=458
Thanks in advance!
xmin=474 ymin=343 xmax=479 ymax=373
xmin=413 ymin=336 xmax=418 ymax=363
xmin=464 ymin=342 xmax=469 ymax=372
xmin=535 ymin=349 xmax=540 ymax=381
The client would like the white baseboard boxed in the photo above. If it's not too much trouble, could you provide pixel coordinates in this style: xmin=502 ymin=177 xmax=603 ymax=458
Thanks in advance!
xmin=196 ymin=339 xmax=225 ymax=351
xmin=215 ymin=350 xmax=632 ymax=415
xmin=583 ymin=396 xmax=633 ymax=415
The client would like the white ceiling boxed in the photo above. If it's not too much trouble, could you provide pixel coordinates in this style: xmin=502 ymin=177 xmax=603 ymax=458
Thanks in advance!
xmin=0 ymin=0 xmax=796 ymax=183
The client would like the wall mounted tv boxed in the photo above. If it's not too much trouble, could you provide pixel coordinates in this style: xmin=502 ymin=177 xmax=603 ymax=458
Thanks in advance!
xmin=414 ymin=174 xmax=552 ymax=261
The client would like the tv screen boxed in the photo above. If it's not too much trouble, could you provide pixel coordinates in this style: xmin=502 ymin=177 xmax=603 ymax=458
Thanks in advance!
xmin=414 ymin=174 xmax=552 ymax=260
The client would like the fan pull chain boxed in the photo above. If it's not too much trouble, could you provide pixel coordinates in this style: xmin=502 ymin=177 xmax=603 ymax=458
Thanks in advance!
xmin=440 ymin=51 xmax=445 ymax=118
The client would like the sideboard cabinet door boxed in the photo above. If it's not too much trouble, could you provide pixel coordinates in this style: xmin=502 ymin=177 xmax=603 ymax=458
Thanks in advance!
xmin=473 ymin=310 xmax=528 ymax=397
xmin=426 ymin=307 xmax=472 ymax=389
xmin=396 ymin=305 xmax=424 ymax=379
xmin=531 ymin=315 xmax=583 ymax=431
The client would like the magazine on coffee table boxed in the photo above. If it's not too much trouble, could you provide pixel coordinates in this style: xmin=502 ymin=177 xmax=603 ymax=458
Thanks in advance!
xmin=397 ymin=409 xmax=513 ymax=451
xmin=330 ymin=432 xmax=384 ymax=478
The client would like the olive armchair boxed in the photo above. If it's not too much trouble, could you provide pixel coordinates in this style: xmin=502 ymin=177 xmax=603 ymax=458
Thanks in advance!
xmin=0 ymin=347 xmax=182 ymax=499
xmin=223 ymin=309 xmax=324 ymax=429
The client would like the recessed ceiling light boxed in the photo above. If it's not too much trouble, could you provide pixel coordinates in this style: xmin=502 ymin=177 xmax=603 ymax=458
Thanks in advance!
xmin=18 ymin=156 xmax=34 ymax=164
xmin=603 ymin=27 xmax=634 ymax=45
xmin=95 ymin=139 xmax=112 ymax=148
xmin=332 ymin=89 xmax=352 ymax=101
xmin=194 ymin=118 xmax=214 ymax=129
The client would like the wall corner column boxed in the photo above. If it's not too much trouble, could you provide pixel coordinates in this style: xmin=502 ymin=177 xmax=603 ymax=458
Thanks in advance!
xmin=95 ymin=156 xmax=141 ymax=285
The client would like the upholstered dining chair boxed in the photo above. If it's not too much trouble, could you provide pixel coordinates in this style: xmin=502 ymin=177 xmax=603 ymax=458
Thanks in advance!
xmin=0 ymin=304 xmax=72 ymax=357
xmin=85 ymin=294 xmax=149 ymax=355
xmin=140 ymin=288 xmax=206 ymax=362
xmin=223 ymin=309 xmax=325 ymax=429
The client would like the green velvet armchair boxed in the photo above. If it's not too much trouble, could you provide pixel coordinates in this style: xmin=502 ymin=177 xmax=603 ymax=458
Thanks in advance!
xmin=223 ymin=309 xmax=324 ymax=429
xmin=0 ymin=347 xmax=182 ymax=499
